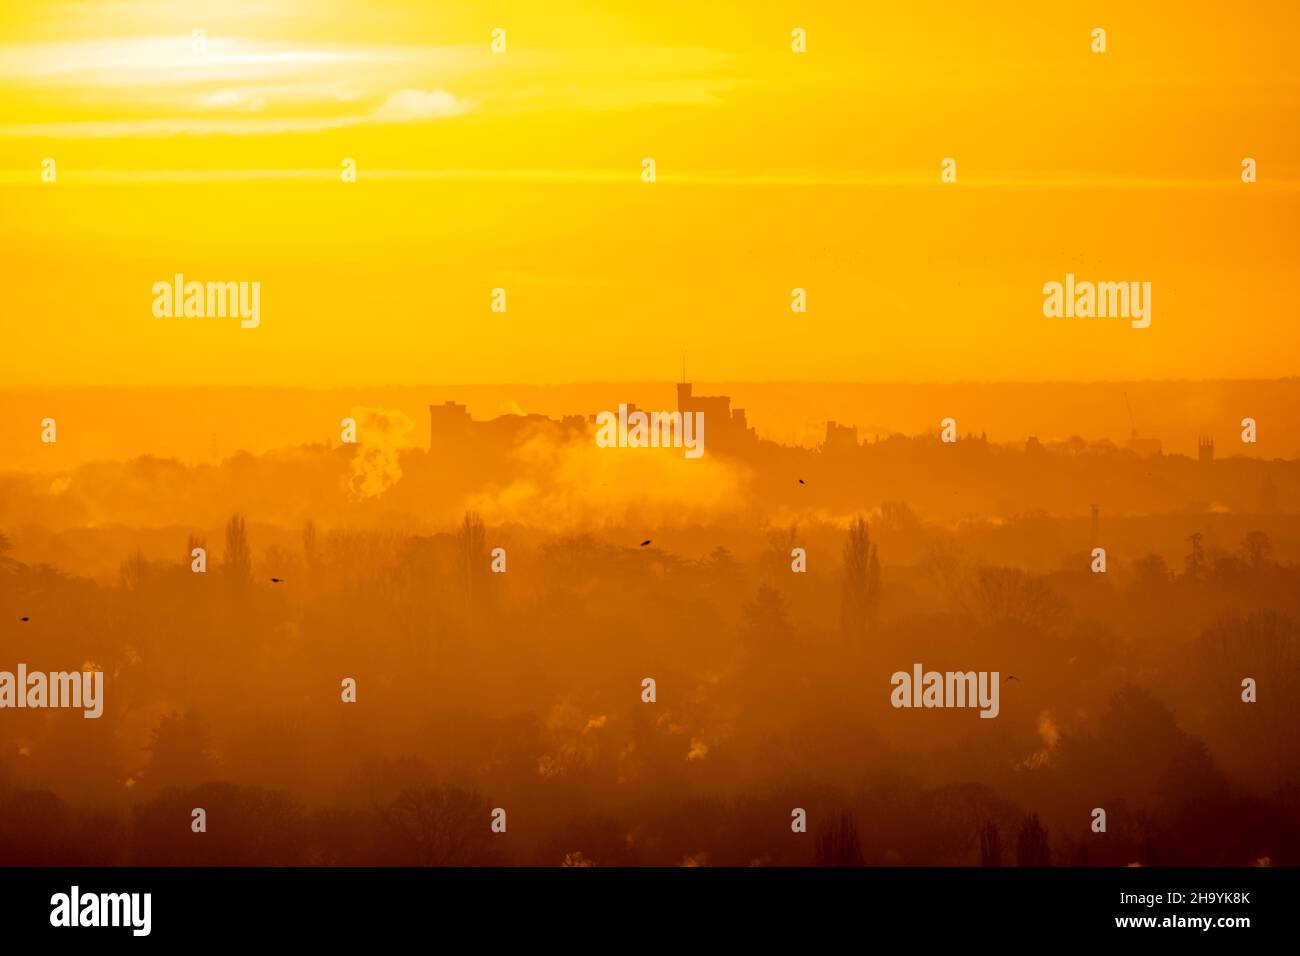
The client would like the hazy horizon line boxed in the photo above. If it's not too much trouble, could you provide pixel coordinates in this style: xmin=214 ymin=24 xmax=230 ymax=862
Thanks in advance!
xmin=3 ymin=377 xmax=1298 ymax=391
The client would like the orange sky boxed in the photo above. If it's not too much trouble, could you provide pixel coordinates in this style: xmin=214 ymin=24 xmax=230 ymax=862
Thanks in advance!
xmin=1 ymin=0 xmax=1297 ymax=385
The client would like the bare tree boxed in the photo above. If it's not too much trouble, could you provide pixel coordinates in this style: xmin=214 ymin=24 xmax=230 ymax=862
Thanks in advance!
xmin=979 ymin=820 xmax=1002 ymax=867
xmin=457 ymin=511 xmax=488 ymax=628
xmin=815 ymin=811 xmax=865 ymax=866
xmin=383 ymin=787 xmax=494 ymax=866
xmin=763 ymin=524 xmax=798 ymax=584
xmin=1015 ymin=812 xmax=1051 ymax=866
xmin=1241 ymin=530 xmax=1272 ymax=571
xmin=119 ymin=549 xmax=151 ymax=592
xmin=185 ymin=534 xmax=206 ymax=569
xmin=1184 ymin=532 xmax=1206 ymax=581
xmin=302 ymin=520 xmax=321 ymax=576
xmin=840 ymin=516 xmax=880 ymax=645
xmin=223 ymin=513 xmax=252 ymax=590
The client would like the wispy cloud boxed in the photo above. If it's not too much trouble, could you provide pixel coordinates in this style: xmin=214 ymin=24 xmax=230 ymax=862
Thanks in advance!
xmin=372 ymin=88 xmax=469 ymax=121
xmin=0 ymin=34 xmax=474 ymax=137
xmin=0 ymin=87 xmax=470 ymax=138
xmin=4 ymin=167 xmax=1296 ymax=188
xmin=0 ymin=36 xmax=403 ymax=86
xmin=0 ymin=30 xmax=741 ymax=140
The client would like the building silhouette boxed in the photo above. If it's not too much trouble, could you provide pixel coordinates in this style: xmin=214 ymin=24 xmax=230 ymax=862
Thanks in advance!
xmin=824 ymin=421 xmax=859 ymax=451
xmin=428 ymin=400 xmax=585 ymax=453
xmin=675 ymin=382 xmax=755 ymax=450
xmin=1125 ymin=434 xmax=1163 ymax=457
xmin=428 ymin=384 xmax=756 ymax=456
xmin=429 ymin=401 xmax=472 ymax=447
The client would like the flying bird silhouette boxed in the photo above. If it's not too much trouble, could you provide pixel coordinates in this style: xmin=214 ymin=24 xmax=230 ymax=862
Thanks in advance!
xmin=1006 ymin=675 xmax=1019 ymax=682
xmin=20 ymin=616 xmax=29 ymax=622
xmin=798 ymin=479 xmax=805 ymax=485
xmin=640 ymin=540 xmax=651 ymax=547
xmin=271 ymin=578 xmax=283 ymax=583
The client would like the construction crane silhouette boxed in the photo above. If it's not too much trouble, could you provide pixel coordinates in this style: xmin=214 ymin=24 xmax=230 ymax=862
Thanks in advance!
xmin=1124 ymin=391 xmax=1139 ymax=440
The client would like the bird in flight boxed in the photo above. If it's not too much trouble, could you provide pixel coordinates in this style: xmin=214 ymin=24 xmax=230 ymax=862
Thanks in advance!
xmin=640 ymin=540 xmax=652 ymax=547
xmin=271 ymin=578 xmax=283 ymax=583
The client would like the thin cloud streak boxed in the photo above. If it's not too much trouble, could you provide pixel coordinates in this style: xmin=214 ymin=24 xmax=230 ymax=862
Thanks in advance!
xmin=2 ymin=167 xmax=1295 ymax=190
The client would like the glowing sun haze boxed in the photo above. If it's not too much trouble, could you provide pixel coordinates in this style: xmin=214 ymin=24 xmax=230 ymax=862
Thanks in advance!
xmin=1 ymin=0 xmax=1297 ymax=386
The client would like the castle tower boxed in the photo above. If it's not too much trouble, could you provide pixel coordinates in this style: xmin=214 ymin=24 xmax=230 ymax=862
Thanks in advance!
xmin=429 ymin=401 xmax=472 ymax=450
xmin=1197 ymin=436 xmax=1214 ymax=464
